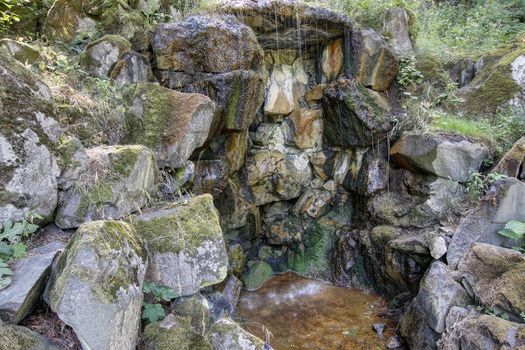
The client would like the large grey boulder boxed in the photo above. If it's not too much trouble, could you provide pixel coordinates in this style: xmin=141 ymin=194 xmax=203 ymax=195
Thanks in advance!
xmin=0 ymin=242 xmax=64 ymax=324
xmin=390 ymin=132 xmax=488 ymax=182
xmin=109 ymin=51 xmax=155 ymax=85
xmin=244 ymin=150 xmax=313 ymax=206
xmin=80 ymin=35 xmax=132 ymax=78
xmin=208 ymin=318 xmax=267 ymax=350
xmin=448 ymin=178 xmax=525 ymax=267
xmin=399 ymin=262 xmax=471 ymax=350
xmin=56 ymin=145 xmax=157 ymax=229
xmin=438 ymin=307 xmax=525 ymax=350
xmin=458 ymin=243 xmax=525 ymax=320
xmin=382 ymin=8 xmax=414 ymax=56
xmin=0 ymin=50 xmax=60 ymax=223
xmin=132 ymin=194 xmax=229 ymax=297
xmin=44 ymin=220 xmax=147 ymax=350
xmin=123 ymin=83 xmax=215 ymax=168
xmin=153 ymin=14 xmax=267 ymax=134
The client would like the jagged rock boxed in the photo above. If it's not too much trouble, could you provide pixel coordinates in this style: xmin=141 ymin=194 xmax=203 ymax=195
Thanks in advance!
xmin=264 ymin=61 xmax=308 ymax=116
xmin=44 ymin=220 xmax=147 ymax=350
xmin=284 ymin=109 xmax=323 ymax=150
xmin=0 ymin=50 xmax=60 ymax=223
xmin=218 ymin=0 xmax=352 ymax=50
xmin=323 ymin=79 xmax=392 ymax=146
xmin=225 ymin=131 xmax=248 ymax=173
xmin=80 ymin=35 xmax=131 ymax=78
xmin=44 ymin=0 xmax=97 ymax=44
xmin=171 ymin=294 xmax=211 ymax=334
xmin=264 ymin=213 xmax=303 ymax=245
xmin=0 ymin=242 xmax=64 ymax=324
xmin=208 ymin=318 xmax=266 ymax=350
xmin=305 ymin=84 xmax=325 ymax=103
xmin=353 ymin=29 xmax=399 ymax=91
xmin=382 ymin=8 xmax=414 ymax=56
xmin=109 ymin=51 xmax=155 ymax=84
xmin=399 ymin=262 xmax=471 ymax=350
xmin=448 ymin=178 xmax=525 ymax=267
xmin=294 ymin=188 xmax=332 ymax=218
xmin=458 ymin=243 xmax=525 ymax=319
xmin=215 ymin=175 xmax=251 ymax=231
xmin=242 ymin=261 xmax=273 ymax=291
xmin=153 ymin=14 xmax=267 ymax=133
xmin=390 ymin=132 xmax=488 ymax=182
xmin=426 ymin=232 xmax=448 ymax=260
xmin=309 ymin=149 xmax=337 ymax=180
xmin=0 ymin=39 xmax=39 ymax=65
xmin=55 ymin=145 xmax=156 ymax=229
xmin=438 ymin=307 xmax=525 ymax=350
xmin=192 ymin=160 xmax=229 ymax=198
xmin=222 ymin=275 xmax=243 ymax=307
xmin=55 ymin=135 xmax=89 ymax=191
xmin=0 ymin=319 xmax=59 ymax=350
xmin=204 ymin=292 xmax=237 ymax=323
xmin=244 ymin=150 xmax=313 ymax=206
xmin=387 ymin=335 xmax=403 ymax=349
xmin=133 ymin=195 xmax=228 ymax=297
xmin=141 ymin=314 xmax=211 ymax=350
xmin=492 ymin=135 xmax=525 ymax=179
xmin=123 ymin=83 xmax=215 ymax=168
xmin=321 ymin=39 xmax=344 ymax=82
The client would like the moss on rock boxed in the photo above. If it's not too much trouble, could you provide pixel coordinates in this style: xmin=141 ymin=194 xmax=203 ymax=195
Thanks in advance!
xmin=241 ymin=261 xmax=273 ymax=291
xmin=142 ymin=315 xmax=211 ymax=350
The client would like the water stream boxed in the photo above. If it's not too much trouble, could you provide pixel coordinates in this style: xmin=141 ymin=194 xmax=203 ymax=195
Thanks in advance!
xmin=238 ymin=273 xmax=395 ymax=350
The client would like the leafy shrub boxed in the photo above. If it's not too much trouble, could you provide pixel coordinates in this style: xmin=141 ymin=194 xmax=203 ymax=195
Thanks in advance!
xmin=498 ymin=220 xmax=525 ymax=253
xmin=142 ymin=281 xmax=177 ymax=324
xmin=0 ymin=0 xmax=19 ymax=32
xmin=466 ymin=171 xmax=507 ymax=200
xmin=397 ymin=56 xmax=424 ymax=90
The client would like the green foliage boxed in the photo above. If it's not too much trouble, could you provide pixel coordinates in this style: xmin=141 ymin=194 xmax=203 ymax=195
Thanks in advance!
xmin=0 ymin=211 xmax=42 ymax=291
xmin=498 ymin=220 xmax=525 ymax=253
xmin=339 ymin=0 xmax=421 ymax=30
xmin=397 ymin=56 xmax=424 ymax=90
xmin=466 ymin=172 xmax=508 ymax=200
xmin=0 ymin=0 xmax=19 ymax=32
xmin=431 ymin=113 xmax=492 ymax=140
xmin=142 ymin=281 xmax=177 ymax=324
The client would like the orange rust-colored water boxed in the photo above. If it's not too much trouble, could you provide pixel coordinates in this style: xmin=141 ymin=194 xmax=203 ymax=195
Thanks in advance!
xmin=238 ymin=273 xmax=395 ymax=350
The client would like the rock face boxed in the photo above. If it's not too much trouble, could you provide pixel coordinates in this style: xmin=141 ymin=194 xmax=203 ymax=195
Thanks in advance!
xmin=208 ymin=318 xmax=266 ymax=350
xmin=0 ymin=39 xmax=40 ymax=65
xmin=321 ymin=39 xmax=344 ymax=82
xmin=264 ymin=61 xmax=308 ymax=116
xmin=448 ymin=178 xmax=525 ymax=267
xmin=390 ymin=132 xmax=488 ymax=182
xmin=123 ymin=83 xmax=215 ymax=168
xmin=244 ymin=150 xmax=313 ymax=206
xmin=0 ymin=50 xmax=60 ymax=223
xmin=55 ymin=145 xmax=156 ymax=229
xmin=492 ymin=136 xmax=525 ymax=179
xmin=0 ymin=319 xmax=59 ymax=350
xmin=438 ymin=307 xmax=525 ymax=350
xmin=45 ymin=221 xmax=147 ymax=350
xmin=284 ymin=109 xmax=323 ymax=149
xmin=109 ymin=51 xmax=155 ymax=84
xmin=141 ymin=314 xmax=211 ymax=350
xmin=80 ymin=35 xmax=132 ymax=78
xmin=399 ymin=262 xmax=471 ymax=350
xmin=354 ymin=29 xmax=399 ymax=92
xmin=382 ymin=8 xmax=414 ymax=56
xmin=153 ymin=14 xmax=267 ymax=134
xmin=323 ymin=79 xmax=392 ymax=146
xmin=218 ymin=0 xmax=352 ymax=50
xmin=458 ymin=243 xmax=525 ymax=319
xmin=133 ymin=195 xmax=228 ymax=297
xmin=0 ymin=242 xmax=64 ymax=324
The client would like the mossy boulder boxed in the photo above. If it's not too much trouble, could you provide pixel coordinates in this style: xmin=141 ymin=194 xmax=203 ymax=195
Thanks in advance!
xmin=390 ymin=131 xmax=488 ymax=182
xmin=123 ymin=83 xmax=215 ymax=168
xmin=459 ymin=243 xmax=525 ymax=320
xmin=80 ymin=35 xmax=132 ymax=78
xmin=0 ymin=39 xmax=40 ymax=65
xmin=0 ymin=49 xmax=62 ymax=223
xmin=153 ymin=14 xmax=267 ymax=134
xmin=353 ymin=29 xmax=399 ymax=92
xmin=171 ymin=294 xmax=211 ymax=334
xmin=492 ymin=135 xmax=525 ymax=179
xmin=132 ymin=194 xmax=229 ymax=297
xmin=55 ymin=145 xmax=157 ymax=229
xmin=208 ymin=318 xmax=266 ymax=350
xmin=323 ymin=79 xmax=393 ymax=146
xmin=241 ymin=261 xmax=273 ymax=291
xmin=43 ymin=0 xmax=96 ymax=44
xmin=459 ymin=43 xmax=525 ymax=115
xmin=0 ymin=319 xmax=59 ymax=350
xmin=44 ymin=220 xmax=147 ymax=350
xmin=142 ymin=314 xmax=212 ymax=350
xmin=109 ymin=51 xmax=155 ymax=84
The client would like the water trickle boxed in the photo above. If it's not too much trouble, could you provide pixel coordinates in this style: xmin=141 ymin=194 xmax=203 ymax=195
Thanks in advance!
xmin=295 ymin=6 xmax=302 ymax=58
xmin=238 ymin=273 xmax=395 ymax=350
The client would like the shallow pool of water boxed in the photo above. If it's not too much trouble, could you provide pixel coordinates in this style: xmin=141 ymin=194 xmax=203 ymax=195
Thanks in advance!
xmin=238 ymin=273 xmax=395 ymax=350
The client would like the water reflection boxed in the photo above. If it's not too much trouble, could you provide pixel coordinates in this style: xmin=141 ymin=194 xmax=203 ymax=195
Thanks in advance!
xmin=238 ymin=273 xmax=394 ymax=350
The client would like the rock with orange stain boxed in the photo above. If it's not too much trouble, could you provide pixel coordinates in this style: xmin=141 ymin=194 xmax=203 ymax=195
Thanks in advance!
xmin=322 ymin=39 xmax=344 ymax=82
xmin=285 ymin=109 xmax=323 ymax=150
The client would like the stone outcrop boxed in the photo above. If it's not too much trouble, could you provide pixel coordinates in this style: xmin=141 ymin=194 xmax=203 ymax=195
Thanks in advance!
xmin=0 ymin=39 xmax=40 ymax=65
xmin=390 ymin=132 xmax=488 ymax=182
xmin=382 ymin=8 xmax=414 ymax=57
xmin=45 ymin=220 xmax=147 ymax=350
xmin=141 ymin=314 xmax=211 ymax=350
xmin=55 ymin=145 xmax=157 ymax=229
xmin=492 ymin=135 xmax=525 ymax=179
xmin=208 ymin=318 xmax=266 ymax=350
xmin=123 ymin=83 xmax=215 ymax=168
xmin=80 ymin=35 xmax=132 ymax=78
xmin=264 ymin=61 xmax=308 ymax=116
xmin=109 ymin=51 xmax=155 ymax=84
xmin=133 ymin=195 xmax=228 ymax=297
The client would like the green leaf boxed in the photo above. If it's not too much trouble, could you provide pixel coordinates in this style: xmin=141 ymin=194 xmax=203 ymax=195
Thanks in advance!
xmin=505 ymin=221 xmax=525 ymax=236
xmin=498 ymin=228 xmax=522 ymax=241
xmin=142 ymin=303 xmax=165 ymax=324
xmin=11 ymin=243 xmax=26 ymax=259
xmin=158 ymin=286 xmax=177 ymax=302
